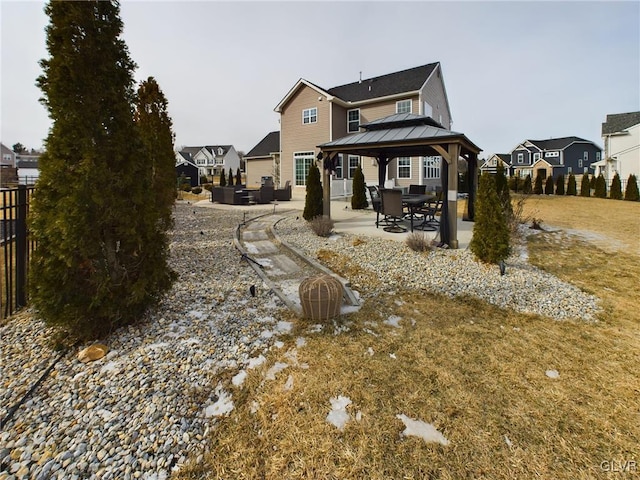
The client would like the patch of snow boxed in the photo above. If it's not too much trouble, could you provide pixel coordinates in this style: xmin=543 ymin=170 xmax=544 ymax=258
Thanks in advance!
xmin=326 ymin=396 xmax=352 ymax=431
xmin=232 ymin=370 xmax=247 ymax=387
xmin=257 ymin=315 xmax=275 ymax=323
xmin=396 ymin=414 xmax=450 ymax=446
xmin=384 ymin=315 xmax=402 ymax=328
xmin=265 ymin=362 xmax=288 ymax=380
xmin=283 ymin=374 xmax=294 ymax=391
xmin=363 ymin=328 xmax=379 ymax=337
xmin=187 ymin=310 xmax=205 ymax=319
xmin=308 ymin=324 xmax=323 ymax=333
xmin=295 ymin=337 xmax=306 ymax=348
xmin=355 ymin=411 xmax=362 ymax=421
xmin=504 ymin=435 xmax=513 ymax=448
xmin=389 ymin=353 xmax=397 ymax=360
xmin=394 ymin=299 xmax=404 ymax=306
xmin=247 ymin=355 xmax=266 ymax=369
xmin=341 ymin=304 xmax=362 ymax=315
xmin=273 ymin=340 xmax=285 ymax=349
xmin=244 ymin=243 xmax=259 ymax=254
xmin=275 ymin=321 xmax=293 ymax=334
xmin=367 ymin=347 xmax=375 ymax=356
xmin=204 ymin=383 xmax=234 ymax=418
xmin=260 ymin=330 xmax=274 ymax=339
xmin=100 ymin=361 xmax=120 ymax=374
xmin=250 ymin=401 xmax=260 ymax=414
xmin=546 ymin=369 xmax=560 ymax=379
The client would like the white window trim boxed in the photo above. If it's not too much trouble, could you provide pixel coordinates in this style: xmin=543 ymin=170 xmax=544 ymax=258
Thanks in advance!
xmin=293 ymin=151 xmax=315 ymax=186
xmin=348 ymin=155 xmax=360 ymax=179
xmin=347 ymin=108 xmax=360 ymax=133
xmin=533 ymin=152 xmax=540 ymax=161
xmin=517 ymin=153 xmax=524 ymax=164
xmin=302 ymin=107 xmax=317 ymax=125
xmin=398 ymin=157 xmax=411 ymax=179
xmin=396 ymin=99 xmax=412 ymax=114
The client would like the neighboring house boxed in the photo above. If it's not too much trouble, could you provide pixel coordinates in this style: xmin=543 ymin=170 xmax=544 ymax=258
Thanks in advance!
xmin=509 ymin=137 xmax=602 ymax=180
xmin=244 ymin=131 xmax=280 ymax=187
xmin=16 ymin=159 xmax=40 ymax=185
xmin=480 ymin=154 xmax=512 ymax=176
xmin=274 ymin=62 xmax=452 ymax=193
xmin=175 ymin=145 xmax=241 ymax=181
xmin=595 ymin=111 xmax=640 ymax=186
xmin=175 ymin=157 xmax=200 ymax=188
xmin=1 ymin=143 xmax=16 ymax=168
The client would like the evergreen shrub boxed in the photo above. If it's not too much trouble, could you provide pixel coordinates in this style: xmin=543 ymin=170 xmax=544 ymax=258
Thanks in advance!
xmin=235 ymin=168 xmax=242 ymax=186
xmin=566 ymin=173 xmax=577 ymax=195
xmin=523 ymin=175 xmax=532 ymax=194
xmin=219 ymin=169 xmax=227 ymax=187
xmin=624 ymin=174 xmax=639 ymax=201
xmin=610 ymin=173 xmax=622 ymax=200
xmin=555 ymin=174 xmax=565 ymax=195
xmin=544 ymin=176 xmax=554 ymax=195
xmin=580 ymin=174 xmax=590 ymax=197
xmin=534 ymin=174 xmax=544 ymax=194
xmin=595 ymin=174 xmax=607 ymax=198
xmin=350 ymin=166 xmax=368 ymax=210
xmin=303 ymin=162 xmax=323 ymax=220
xmin=470 ymin=173 xmax=511 ymax=264
xmin=228 ymin=168 xmax=234 ymax=187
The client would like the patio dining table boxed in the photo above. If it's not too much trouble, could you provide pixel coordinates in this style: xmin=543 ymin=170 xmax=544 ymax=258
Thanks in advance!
xmin=401 ymin=194 xmax=434 ymax=232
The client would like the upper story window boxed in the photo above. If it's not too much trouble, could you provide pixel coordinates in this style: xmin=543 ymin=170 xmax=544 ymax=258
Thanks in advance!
xmin=334 ymin=154 xmax=343 ymax=179
xmin=347 ymin=109 xmax=360 ymax=133
xmin=398 ymin=157 xmax=411 ymax=179
xmin=517 ymin=153 xmax=524 ymax=164
xmin=545 ymin=151 xmax=559 ymax=158
xmin=583 ymin=151 xmax=589 ymax=161
xmin=578 ymin=159 xmax=583 ymax=168
xmin=302 ymin=107 xmax=317 ymax=125
xmin=396 ymin=99 xmax=412 ymax=114
xmin=218 ymin=147 xmax=224 ymax=155
xmin=533 ymin=152 xmax=541 ymax=161
xmin=596 ymin=151 xmax=601 ymax=162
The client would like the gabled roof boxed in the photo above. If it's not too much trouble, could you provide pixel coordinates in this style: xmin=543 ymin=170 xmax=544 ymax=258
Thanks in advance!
xmin=274 ymin=79 xmax=334 ymax=113
xmin=246 ymin=131 xmax=280 ymax=158
xmin=16 ymin=160 xmax=39 ymax=169
xmin=602 ymin=111 xmax=640 ymax=135
xmin=1 ymin=143 xmax=15 ymax=157
xmin=528 ymin=136 xmax=593 ymax=151
xmin=327 ymin=63 xmax=439 ymax=102
xmin=204 ymin=145 xmax=232 ymax=156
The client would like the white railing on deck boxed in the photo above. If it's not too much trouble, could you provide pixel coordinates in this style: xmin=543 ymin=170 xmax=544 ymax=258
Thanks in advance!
xmin=330 ymin=178 xmax=353 ymax=199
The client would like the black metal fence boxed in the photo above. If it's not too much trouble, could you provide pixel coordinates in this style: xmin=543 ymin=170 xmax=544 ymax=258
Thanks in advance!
xmin=1 ymin=186 xmax=36 ymax=319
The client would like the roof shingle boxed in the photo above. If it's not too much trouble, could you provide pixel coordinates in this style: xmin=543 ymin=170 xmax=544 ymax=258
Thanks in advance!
xmin=602 ymin=111 xmax=640 ymax=135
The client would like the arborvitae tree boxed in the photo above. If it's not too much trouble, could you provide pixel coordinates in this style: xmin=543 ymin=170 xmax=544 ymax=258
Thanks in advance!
xmin=136 ymin=76 xmax=176 ymax=229
xmin=609 ymin=173 xmax=622 ymax=200
xmin=566 ymin=173 xmax=577 ymax=195
xmin=580 ymin=174 xmax=590 ymax=197
xmin=590 ymin=174 xmax=597 ymax=190
xmin=534 ymin=173 xmax=544 ymax=194
xmin=495 ymin=164 xmax=513 ymax=219
xmin=624 ymin=174 xmax=639 ymax=201
xmin=509 ymin=175 xmax=520 ymax=193
xmin=31 ymin=1 xmax=174 ymax=341
xmin=555 ymin=174 xmax=565 ymax=195
xmin=523 ymin=174 xmax=532 ymax=194
xmin=219 ymin=169 xmax=226 ymax=187
xmin=470 ymin=172 xmax=511 ymax=264
xmin=350 ymin=165 xmax=368 ymax=209
xmin=303 ymin=162 xmax=323 ymax=220
xmin=594 ymin=173 xmax=607 ymax=198
xmin=235 ymin=167 xmax=242 ymax=186
xmin=228 ymin=167 xmax=234 ymax=187
xmin=544 ymin=176 xmax=554 ymax=195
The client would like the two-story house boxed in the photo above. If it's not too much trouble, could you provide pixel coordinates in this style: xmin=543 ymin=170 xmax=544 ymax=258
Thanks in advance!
xmin=595 ymin=111 xmax=640 ymax=186
xmin=175 ymin=145 xmax=241 ymax=181
xmin=480 ymin=154 xmax=512 ymax=176
xmin=274 ymin=62 xmax=452 ymax=193
xmin=1 ymin=143 xmax=18 ymax=187
xmin=510 ymin=137 xmax=602 ymax=181
xmin=244 ymin=131 xmax=280 ymax=187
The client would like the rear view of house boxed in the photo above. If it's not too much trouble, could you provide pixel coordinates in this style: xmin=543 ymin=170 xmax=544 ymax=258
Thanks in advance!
xmin=274 ymin=62 xmax=452 ymax=193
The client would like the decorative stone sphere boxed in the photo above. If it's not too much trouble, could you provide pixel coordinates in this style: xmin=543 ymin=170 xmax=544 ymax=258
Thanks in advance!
xmin=299 ymin=274 xmax=343 ymax=321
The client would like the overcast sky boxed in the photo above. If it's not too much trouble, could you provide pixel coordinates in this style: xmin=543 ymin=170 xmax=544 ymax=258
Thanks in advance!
xmin=2 ymin=1 xmax=638 ymax=158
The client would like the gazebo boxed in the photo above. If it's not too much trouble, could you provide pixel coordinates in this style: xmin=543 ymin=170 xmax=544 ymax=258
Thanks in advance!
xmin=317 ymin=113 xmax=482 ymax=249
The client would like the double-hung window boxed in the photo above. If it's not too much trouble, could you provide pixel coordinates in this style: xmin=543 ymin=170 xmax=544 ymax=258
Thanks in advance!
xmin=517 ymin=153 xmax=524 ymax=164
xmin=347 ymin=109 xmax=360 ymax=133
xmin=396 ymin=99 xmax=412 ymax=114
xmin=294 ymin=152 xmax=315 ymax=186
xmin=302 ymin=107 xmax=317 ymax=125
xmin=348 ymin=155 xmax=360 ymax=179
xmin=334 ymin=154 xmax=343 ymax=179
xmin=423 ymin=156 xmax=440 ymax=180
xmin=398 ymin=157 xmax=411 ymax=179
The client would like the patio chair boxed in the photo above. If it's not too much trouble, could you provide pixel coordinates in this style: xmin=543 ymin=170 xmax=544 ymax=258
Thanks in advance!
xmin=381 ymin=189 xmax=407 ymax=233
xmin=415 ymin=192 xmax=443 ymax=231
xmin=367 ymin=185 xmax=384 ymax=227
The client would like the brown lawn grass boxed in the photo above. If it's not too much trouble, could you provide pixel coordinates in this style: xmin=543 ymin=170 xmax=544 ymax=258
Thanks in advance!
xmin=173 ymin=195 xmax=639 ymax=479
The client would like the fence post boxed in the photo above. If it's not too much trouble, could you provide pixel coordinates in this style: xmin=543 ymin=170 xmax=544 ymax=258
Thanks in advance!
xmin=15 ymin=185 xmax=27 ymax=308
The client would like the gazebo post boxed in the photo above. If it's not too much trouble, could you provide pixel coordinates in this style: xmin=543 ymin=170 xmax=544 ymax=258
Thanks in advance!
xmin=447 ymin=143 xmax=460 ymax=249
xmin=320 ymin=152 xmax=331 ymax=218
xmin=377 ymin=155 xmax=388 ymax=187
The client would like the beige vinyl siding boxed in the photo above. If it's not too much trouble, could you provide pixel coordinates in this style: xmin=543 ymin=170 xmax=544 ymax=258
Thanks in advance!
xmin=420 ymin=72 xmax=450 ymax=128
xmin=332 ymin=103 xmax=347 ymax=139
xmin=245 ymin=157 xmax=275 ymax=188
xmin=280 ymin=85 xmax=331 ymax=187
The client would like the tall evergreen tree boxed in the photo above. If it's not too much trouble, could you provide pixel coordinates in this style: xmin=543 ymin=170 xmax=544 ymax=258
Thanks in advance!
xmin=495 ymin=164 xmax=513 ymax=219
xmin=544 ymin=176 xmax=554 ymax=195
xmin=534 ymin=173 xmax=544 ymax=194
xmin=219 ymin=169 xmax=226 ymax=187
xmin=228 ymin=167 xmax=234 ymax=187
xmin=609 ymin=173 xmax=622 ymax=200
xmin=235 ymin=167 xmax=242 ymax=186
xmin=624 ymin=174 xmax=639 ymax=201
xmin=470 ymin=173 xmax=511 ymax=264
xmin=31 ymin=1 xmax=174 ymax=340
xmin=580 ymin=174 xmax=591 ymax=197
xmin=303 ymin=162 xmax=323 ymax=220
xmin=350 ymin=165 xmax=368 ymax=209
xmin=522 ymin=174 xmax=532 ymax=194
xmin=555 ymin=174 xmax=565 ymax=195
xmin=594 ymin=173 xmax=607 ymax=198
xmin=566 ymin=173 xmax=577 ymax=195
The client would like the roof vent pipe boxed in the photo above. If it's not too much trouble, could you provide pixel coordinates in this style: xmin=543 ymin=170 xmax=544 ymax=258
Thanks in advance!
xmin=359 ymin=71 xmax=362 ymax=84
